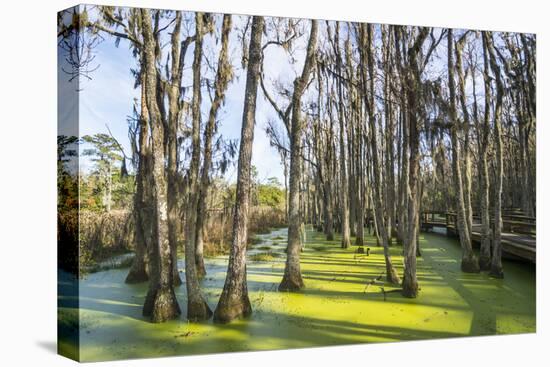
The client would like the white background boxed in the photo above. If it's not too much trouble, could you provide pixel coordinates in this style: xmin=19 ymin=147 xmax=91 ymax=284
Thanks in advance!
xmin=0 ymin=0 xmax=547 ymax=365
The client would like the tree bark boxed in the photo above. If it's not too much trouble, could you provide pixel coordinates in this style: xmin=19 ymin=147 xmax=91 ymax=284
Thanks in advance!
xmin=333 ymin=23 xmax=351 ymax=249
xmin=140 ymin=8 xmax=181 ymax=322
xmin=360 ymin=24 xmax=400 ymax=284
xmin=195 ymin=14 xmax=233 ymax=280
xmin=126 ymin=61 xmax=150 ymax=284
xmin=184 ymin=12 xmax=213 ymax=321
xmin=279 ymin=20 xmax=318 ymax=292
xmin=402 ymin=27 xmax=430 ymax=298
xmin=447 ymin=29 xmax=479 ymax=273
xmin=455 ymin=35 xmax=473 ymax=240
xmin=166 ymin=11 xmax=184 ymax=287
xmin=485 ymin=31 xmax=505 ymax=278
xmin=478 ymin=35 xmax=493 ymax=270
xmin=214 ymin=16 xmax=264 ymax=323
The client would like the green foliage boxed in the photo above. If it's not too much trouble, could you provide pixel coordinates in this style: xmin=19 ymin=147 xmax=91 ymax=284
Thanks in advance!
xmin=82 ymin=133 xmax=123 ymax=168
xmin=250 ymin=174 xmax=285 ymax=208
xmin=58 ymin=135 xmax=79 ymax=211
xmin=80 ymin=133 xmax=134 ymax=211
xmin=223 ymin=172 xmax=285 ymax=209
xmin=257 ymin=182 xmax=284 ymax=208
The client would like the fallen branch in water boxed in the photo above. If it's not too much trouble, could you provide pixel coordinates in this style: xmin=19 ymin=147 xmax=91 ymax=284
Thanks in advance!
xmin=363 ymin=272 xmax=384 ymax=293
xmin=380 ymin=287 xmax=402 ymax=301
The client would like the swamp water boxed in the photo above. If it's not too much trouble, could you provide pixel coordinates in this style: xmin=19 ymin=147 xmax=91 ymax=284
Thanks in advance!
xmin=58 ymin=228 xmax=535 ymax=361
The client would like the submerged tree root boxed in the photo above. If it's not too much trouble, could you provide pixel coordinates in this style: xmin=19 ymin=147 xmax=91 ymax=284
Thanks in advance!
xmin=213 ymin=296 xmax=252 ymax=324
xmin=461 ymin=254 xmax=480 ymax=273
xmin=489 ymin=266 xmax=504 ymax=279
xmin=478 ymin=255 xmax=491 ymax=271
xmin=151 ymin=287 xmax=181 ymax=323
xmin=363 ymin=272 xmax=384 ymax=293
xmin=187 ymin=298 xmax=213 ymax=322
xmin=196 ymin=259 xmax=207 ymax=280
xmin=143 ymin=286 xmax=181 ymax=322
xmin=278 ymin=274 xmax=305 ymax=292
xmin=401 ymin=277 xmax=419 ymax=298
xmin=386 ymin=266 xmax=401 ymax=285
xmin=125 ymin=266 xmax=148 ymax=284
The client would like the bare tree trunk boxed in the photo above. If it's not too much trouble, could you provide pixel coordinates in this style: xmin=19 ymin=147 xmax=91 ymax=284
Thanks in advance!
xmin=214 ymin=16 xmax=264 ymax=323
xmin=455 ymin=35 xmax=473 ymax=240
xmin=394 ymin=28 xmax=408 ymax=247
xmin=195 ymin=14 xmax=233 ymax=279
xmin=126 ymin=63 xmax=151 ymax=284
xmin=323 ymin=97 xmax=335 ymax=241
xmin=448 ymin=29 xmax=479 ymax=273
xmin=184 ymin=12 xmax=212 ymax=321
xmin=360 ymin=24 xmax=400 ymax=284
xmin=333 ymin=23 xmax=351 ymax=249
xmin=478 ymin=35 xmax=493 ymax=270
xmin=279 ymin=20 xmax=318 ymax=291
xmin=140 ymin=8 xmax=181 ymax=322
xmin=323 ymin=179 xmax=334 ymax=240
xmin=166 ymin=11 xmax=184 ymax=287
xmin=383 ymin=26 xmax=396 ymax=245
xmin=485 ymin=31 xmax=505 ymax=278
xmin=401 ymin=27 xmax=429 ymax=298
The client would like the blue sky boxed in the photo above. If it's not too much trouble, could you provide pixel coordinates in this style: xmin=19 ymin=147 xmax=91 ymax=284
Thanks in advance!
xmin=73 ymin=11 xmax=303 ymax=184
xmin=61 ymin=8 xmax=497 ymax=184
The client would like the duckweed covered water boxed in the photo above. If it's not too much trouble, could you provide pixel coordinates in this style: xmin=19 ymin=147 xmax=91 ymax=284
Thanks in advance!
xmin=58 ymin=228 xmax=535 ymax=362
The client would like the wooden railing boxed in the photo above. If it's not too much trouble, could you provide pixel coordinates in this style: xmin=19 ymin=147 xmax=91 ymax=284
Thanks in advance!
xmin=442 ymin=212 xmax=535 ymax=237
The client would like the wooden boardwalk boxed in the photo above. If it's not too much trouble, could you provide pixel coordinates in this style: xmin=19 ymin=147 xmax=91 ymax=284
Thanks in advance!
xmin=421 ymin=211 xmax=536 ymax=264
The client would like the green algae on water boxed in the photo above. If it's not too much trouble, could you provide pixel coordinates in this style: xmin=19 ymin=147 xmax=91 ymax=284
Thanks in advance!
xmin=61 ymin=227 xmax=535 ymax=362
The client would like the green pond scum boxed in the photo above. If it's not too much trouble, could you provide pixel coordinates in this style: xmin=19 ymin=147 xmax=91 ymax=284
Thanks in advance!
xmin=58 ymin=228 xmax=535 ymax=362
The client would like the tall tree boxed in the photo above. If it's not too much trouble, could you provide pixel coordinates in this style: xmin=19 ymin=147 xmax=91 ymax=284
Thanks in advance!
xmin=184 ymin=12 xmax=213 ymax=321
xmin=401 ymin=27 xmax=429 ymax=298
xmin=195 ymin=14 xmax=234 ymax=279
xmin=358 ymin=23 xmax=400 ymax=284
xmin=214 ymin=15 xmax=264 ymax=323
xmin=484 ymin=31 xmax=505 ymax=278
xmin=140 ymin=8 xmax=181 ymax=322
xmin=126 ymin=62 xmax=151 ymax=284
xmin=447 ymin=29 xmax=479 ymax=273
xmin=455 ymin=33 xmax=473 ymax=240
xmin=279 ymin=19 xmax=318 ymax=291
xmin=82 ymin=133 xmax=123 ymax=212
xmin=478 ymin=33 xmax=493 ymax=270
xmin=331 ymin=22 xmax=351 ymax=249
xmin=166 ymin=11 xmax=185 ymax=287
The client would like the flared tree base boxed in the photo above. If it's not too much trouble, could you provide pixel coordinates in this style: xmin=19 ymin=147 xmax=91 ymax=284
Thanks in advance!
xmin=489 ymin=266 xmax=504 ymax=279
xmin=279 ymin=273 xmax=305 ymax=292
xmin=326 ymin=234 xmax=334 ymax=241
xmin=478 ymin=255 xmax=491 ymax=271
xmin=356 ymin=246 xmax=365 ymax=254
xmin=187 ymin=297 xmax=213 ymax=322
xmin=173 ymin=271 xmax=183 ymax=287
xmin=213 ymin=295 xmax=252 ymax=324
xmin=386 ymin=266 xmax=401 ymax=285
xmin=125 ymin=266 xmax=148 ymax=284
xmin=196 ymin=258 xmax=207 ymax=280
xmin=461 ymin=253 xmax=480 ymax=273
xmin=143 ymin=286 xmax=181 ymax=323
xmin=402 ymin=277 xmax=419 ymax=298
xmin=151 ymin=287 xmax=181 ymax=323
